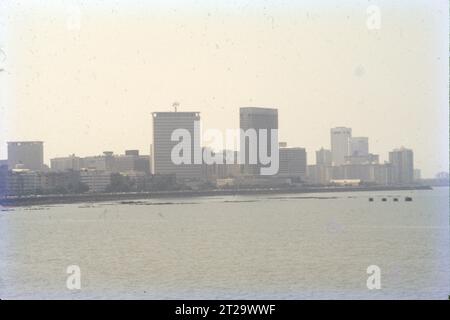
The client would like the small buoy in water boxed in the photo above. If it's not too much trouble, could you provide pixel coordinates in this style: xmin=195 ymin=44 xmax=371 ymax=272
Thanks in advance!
xmin=405 ymin=197 xmax=413 ymax=202
xmin=369 ymin=198 xmax=374 ymax=202
xmin=393 ymin=198 xmax=398 ymax=202
xmin=382 ymin=198 xmax=387 ymax=202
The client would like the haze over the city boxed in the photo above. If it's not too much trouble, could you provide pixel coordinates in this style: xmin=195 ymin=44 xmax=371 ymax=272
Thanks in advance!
xmin=0 ymin=0 xmax=448 ymax=178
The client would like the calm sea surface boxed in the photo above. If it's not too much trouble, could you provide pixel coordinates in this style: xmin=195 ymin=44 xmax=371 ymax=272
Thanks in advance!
xmin=0 ymin=187 xmax=448 ymax=299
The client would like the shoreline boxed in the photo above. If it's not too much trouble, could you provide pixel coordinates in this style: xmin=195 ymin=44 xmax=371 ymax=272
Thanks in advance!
xmin=0 ymin=185 xmax=433 ymax=207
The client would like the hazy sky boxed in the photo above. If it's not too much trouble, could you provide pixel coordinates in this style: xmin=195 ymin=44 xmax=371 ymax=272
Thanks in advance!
xmin=0 ymin=0 xmax=448 ymax=178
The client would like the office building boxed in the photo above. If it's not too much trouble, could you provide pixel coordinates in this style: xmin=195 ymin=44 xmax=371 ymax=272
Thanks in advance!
xmin=373 ymin=163 xmax=394 ymax=185
xmin=330 ymin=127 xmax=351 ymax=166
xmin=316 ymin=148 xmax=332 ymax=166
xmin=6 ymin=169 xmax=43 ymax=195
xmin=278 ymin=147 xmax=307 ymax=180
xmin=7 ymin=141 xmax=44 ymax=171
xmin=350 ymin=137 xmax=369 ymax=157
xmin=41 ymin=171 xmax=83 ymax=193
xmin=389 ymin=147 xmax=414 ymax=185
xmin=80 ymin=169 xmax=111 ymax=193
xmin=240 ymin=107 xmax=278 ymax=175
xmin=51 ymin=154 xmax=83 ymax=171
xmin=53 ymin=150 xmax=151 ymax=173
xmin=113 ymin=150 xmax=150 ymax=173
xmin=152 ymin=111 xmax=202 ymax=180
xmin=82 ymin=151 xmax=115 ymax=171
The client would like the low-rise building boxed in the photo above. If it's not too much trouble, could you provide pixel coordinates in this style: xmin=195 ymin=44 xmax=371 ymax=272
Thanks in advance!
xmin=80 ymin=170 xmax=111 ymax=193
xmin=51 ymin=150 xmax=151 ymax=174
xmin=6 ymin=169 xmax=43 ymax=195
xmin=41 ymin=171 xmax=84 ymax=193
xmin=51 ymin=154 xmax=83 ymax=171
xmin=113 ymin=152 xmax=150 ymax=173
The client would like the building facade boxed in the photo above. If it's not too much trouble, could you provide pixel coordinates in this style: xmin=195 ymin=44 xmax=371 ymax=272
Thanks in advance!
xmin=51 ymin=154 xmax=83 ymax=171
xmin=307 ymin=164 xmax=333 ymax=185
xmin=278 ymin=147 xmax=307 ymax=180
xmin=112 ymin=151 xmax=150 ymax=173
xmin=316 ymin=148 xmax=332 ymax=166
xmin=389 ymin=147 xmax=414 ymax=185
xmin=79 ymin=169 xmax=112 ymax=193
xmin=349 ymin=137 xmax=369 ymax=157
xmin=152 ymin=111 xmax=202 ymax=180
xmin=330 ymin=127 xmax=351 ymax=166
xmin=51 ymin=150 xmax=150 ymax=174
xmin=240 ymin=107 xmax=278 ymax=175
xmin=5 ymin=169 xmax=43 ymax=195
xmin=7 ymin=141 xmax=44 ymax=171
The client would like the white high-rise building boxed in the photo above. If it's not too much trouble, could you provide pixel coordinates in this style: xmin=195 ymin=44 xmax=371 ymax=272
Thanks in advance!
xmin=151 ymin=111 xmax=202 ymax=180
xmin=330 ymin=127 xmax=352 ymax=166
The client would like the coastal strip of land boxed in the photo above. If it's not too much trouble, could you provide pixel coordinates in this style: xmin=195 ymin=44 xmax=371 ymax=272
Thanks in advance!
xmin=0 ymin=185 xmax=432 ymax=207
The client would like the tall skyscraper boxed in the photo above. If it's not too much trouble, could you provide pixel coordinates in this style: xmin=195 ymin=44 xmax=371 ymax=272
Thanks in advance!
xmin=330 ymin=127 xmax=352 ymax=166
xmin=240 ymin=107 xmax=278 ymax=175
xmin=151 ymin=111 xmax=202 ymax=180
xmin=316 ymin=148 xmax=332 ymax=166
xmin=7 ymin=141 xmax=44 ymax=171
xmin=389 ymin=147 xmax=414 ymax=185
xmin=349 ymin=137 xmax=369 ymax=157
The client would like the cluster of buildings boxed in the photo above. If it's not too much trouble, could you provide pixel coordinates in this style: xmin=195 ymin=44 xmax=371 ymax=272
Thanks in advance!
xmin=0 ymin=107 xmax=419 ymax=196
xmin=307 ymin=127 xmax=415 ymax=186
xmin=0 ymin=144 xmax=152 ymax=195
xmin=151 ymin=107 xmax=306 ymax=188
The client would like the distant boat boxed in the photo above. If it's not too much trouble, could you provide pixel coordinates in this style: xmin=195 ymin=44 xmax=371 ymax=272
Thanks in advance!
xmin=405 ymin=197 xmax=413 ymax=202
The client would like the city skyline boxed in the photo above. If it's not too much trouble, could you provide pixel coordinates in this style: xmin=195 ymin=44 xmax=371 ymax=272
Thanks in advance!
xmin=1 ymin=113 xmax=422 ymax=181
xmin=0 ymin=108 xmax=434 ymax=178
xmin=1 ymin=99 xmax=446 ymax=179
